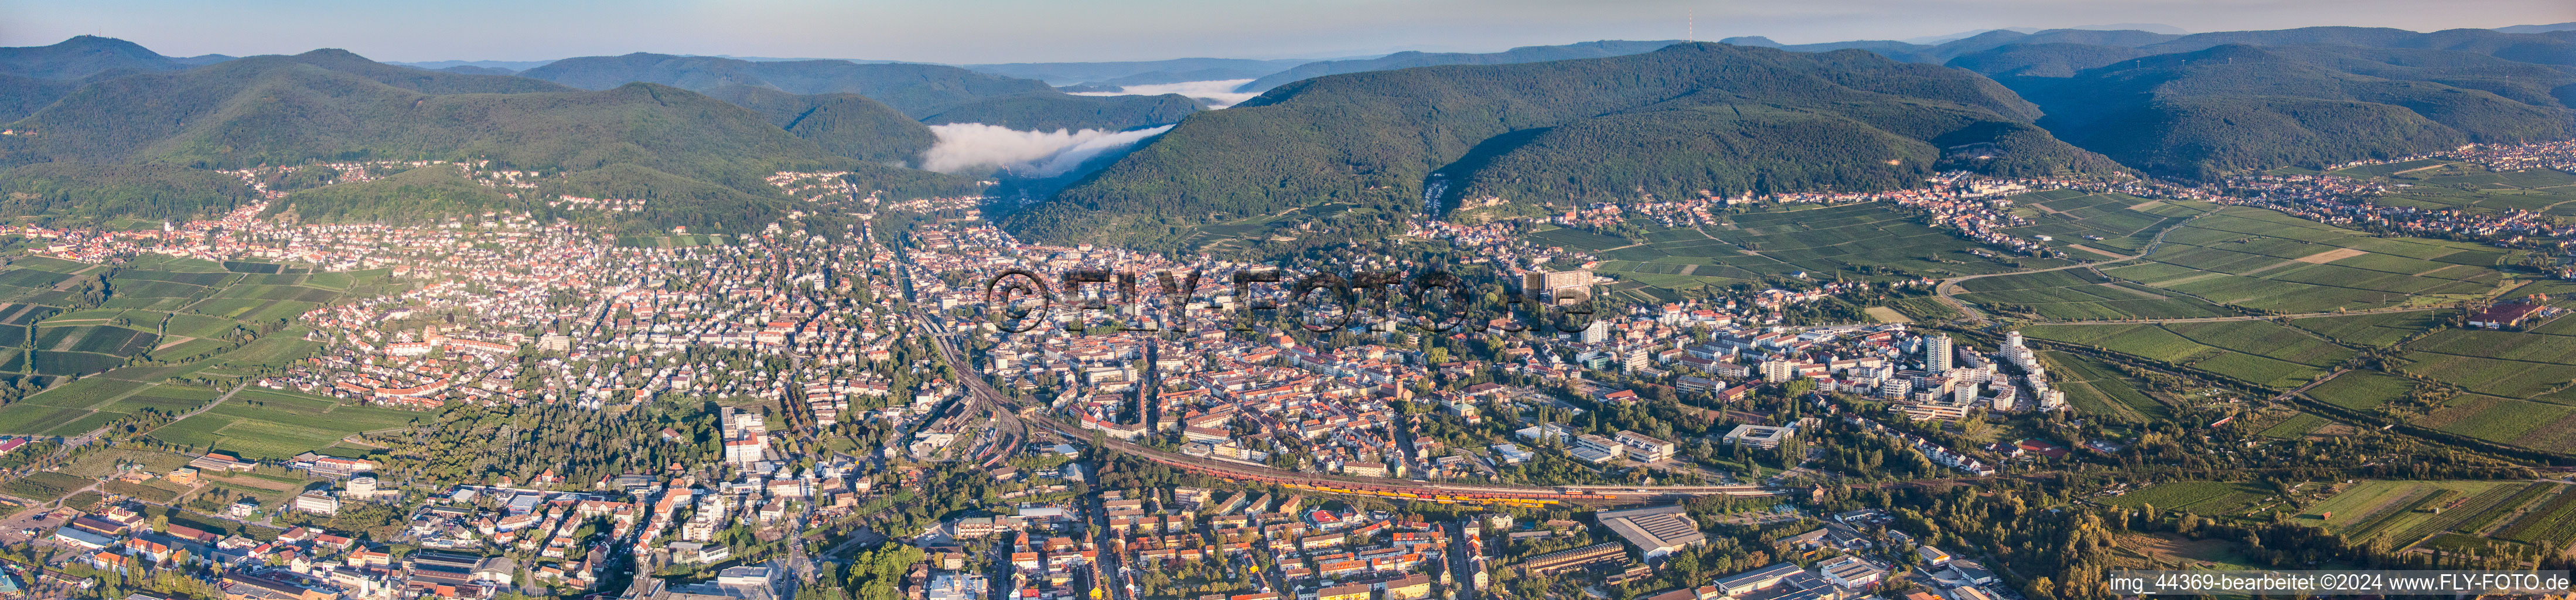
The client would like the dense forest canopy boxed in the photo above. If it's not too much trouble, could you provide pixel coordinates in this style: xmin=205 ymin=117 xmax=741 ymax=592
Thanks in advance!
xmin=518 ymin=52 xmax=1202 ymax=131
xmin=1004 ymin=42 xmax=2121 ymax=248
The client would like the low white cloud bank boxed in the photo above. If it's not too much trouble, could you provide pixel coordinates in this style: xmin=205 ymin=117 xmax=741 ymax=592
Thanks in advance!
xmin=1067 ymin=79 xmax=1260 ymax=108
xmin=920 ymin=123 xmax=1175 ymax=178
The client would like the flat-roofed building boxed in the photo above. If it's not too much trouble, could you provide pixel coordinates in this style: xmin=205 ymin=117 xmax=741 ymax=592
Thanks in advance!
xmin=1519 ymin=542 xmax=1626 ymax=577
xmin=1722 ymin=424 xmax=1796 ymax=449
xmin=1712 ymin=562 xmax=1804 ymax=596
xmin=1818 ymin=554 xmax=1886 ymax=589
xmin=1595 ymin=504 xmax=1706 ymax=560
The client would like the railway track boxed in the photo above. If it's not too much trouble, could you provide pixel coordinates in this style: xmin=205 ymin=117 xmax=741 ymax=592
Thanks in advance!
xmin=913 ymin=304 xmax=1794 ymax=506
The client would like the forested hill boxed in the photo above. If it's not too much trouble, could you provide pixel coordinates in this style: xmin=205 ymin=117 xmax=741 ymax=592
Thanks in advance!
xmin=520 ymin=53 xmax=1203 ymax=131
xmin=1983 ymin=43 xmax=2576 ymax=178
xmin=0 ymin=35 xmax=230 ymax=80
xmin=699 ymin=84 xmax=939 ymax=165
xmin=1004 ymin=42 xmax=2121 ymax=250
xmin=1720 ymin=26 xmax=2576 ymax=178
xmin=1235 ymin=40 xmax=1683 ymax=92
xmin=0 ymin=47 xmax=981 ymax=233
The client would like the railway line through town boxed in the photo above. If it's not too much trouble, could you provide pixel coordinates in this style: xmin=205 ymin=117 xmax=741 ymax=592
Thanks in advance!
xmin=911 ymin=312 xmax=1796 ymax=507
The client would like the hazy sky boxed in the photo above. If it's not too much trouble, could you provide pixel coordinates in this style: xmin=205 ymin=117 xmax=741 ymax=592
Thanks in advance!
xmin=5 ymin=0 xmax=2570 ymax=64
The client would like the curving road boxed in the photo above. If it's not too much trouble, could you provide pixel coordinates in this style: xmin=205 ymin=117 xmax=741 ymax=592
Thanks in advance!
xmin=1934 ymin=212 xmax=2205 ymax=325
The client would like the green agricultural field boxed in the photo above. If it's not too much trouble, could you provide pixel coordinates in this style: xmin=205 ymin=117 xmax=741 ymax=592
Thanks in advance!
xmin=187 ymin=297 xmax=321 ymax=324
xmin=1557 ymin=201 xmax=2131 ymax=299
xmin=2381 ymin=482 xmax=2531 ymax=548
xmin=149 ymin=338 xmax=234 ymax=362
xmin=2304 ymin=480 xmax=2513 ymax=536
xmin=2368 ymin=165 xmax=2576 ymax=215
xmin=0 ymin=303 xmax=58 ymax=326
xmin=145 ymin=389 xmax=424 ymax=461
xmin=2163 ymin=321 xmax=2355 ymax=366
xmin=2413 ymin=395 xmax=2576 ymax=452
xmin=2003 ymin=190 xmax=2216 ymax=253
xmin=301 ymin=271 xmax=353 ymax=291
xmin=2494 ymin=488 xmax=2576 ymax=546
xmin=35 ymin=325 xmax=159 ymax=356
xmin=10 ymin=255 xmax=96 ymax=274
xmin=159 ymin=313 xmax=243 ymax=338
xmin=2304 ymin=371 xmax=2414 ymax=410
xmin=107 ymin=279 xmax=212 ymax=299
xmin=2449 ymin=483 xmax=2558 ymax=537
xmin=1707 ymin=203 xmax=2077 ymax=278
xmin=39 ymin=411 xmax=123 ymax=437
xmin=0 ymin=404 xmax=88 ymax=434
xmin=195 ymin=328 xmax=318 ymax=377
xmin=19 ymin=377 xmax=149 ymax=410
xmin=30 ymin=350 xmax=128 ymax=376
xmin=2084 ymin=208 xmax=2509 ymax=315
xmin=112 ymin=269 xmax=235 ymax=287
xmin=0 ymin=471 xmax=90 ymax=502
xmin=143 ymin=417 xmax=228 ymax=449
xmin=2022 ymin=320 xmax=2341 ymax=388
xmin=216 ymin=284 xmax=339 ymax=304
xmin=1955 ymin=268 xmax=2233 ymax=321
xmin=2396 ymin=352 xmax=2576 ymax=400
xmin=0 ymin=268 xmax=73 ymax=290
xmin=1882 ymin=296 xmax=1960 ymax=322
xmin=118 ymin=255 xmax=230 ymax=273
xmin=231 ymin=273 xmax=307 ymax=287
xmin=2038 ymin=350 xmax=2167 ymax=421
xmin=2288 ymin=311 xmax=2446 ymax=347
xmin=107 ymin=384 xmax=220 ymax=414
xmin=60 ymin=448 xmax=192 ymax=478
xmin=221 ymin=261 xmax=308 ymax=274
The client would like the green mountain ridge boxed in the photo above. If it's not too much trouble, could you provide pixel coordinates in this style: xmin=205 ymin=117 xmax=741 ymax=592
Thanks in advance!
xmin=1004 ymin=42 xmax=2122 ymax=250
xmin=0 ymin=47 xmax=980 ymax=233
xmin=0 ymin=35 xmax=216 ymax=80
xmin=520 ymin=52 xmax=1200 ymax=131
xmin=1236 ymin=40 xmax=1685 ymax=92
xmin=699 ymin=84 xmax=938 ymax=165
xmin=1997 ymin=44 xmax=2575 ymax=178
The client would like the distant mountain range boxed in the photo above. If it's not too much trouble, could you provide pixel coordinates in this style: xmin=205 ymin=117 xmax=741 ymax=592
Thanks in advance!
xmin=1927 ymin=27 xmax=2576 ymax=178
xmin=0 ymin=35 xmax=230 ymax=80
xmin=960 ymin=58 xmax=1318 ymax=87
xmin=517 ymin=53 xmax=1202 ymax=131
xmin=1232 ymin=40 xmax=1688 ymax=92
xmin=0 ymin=44 xmax=981 ymax=232
xmin=2 ymin=24 xmax=2572 ymax=244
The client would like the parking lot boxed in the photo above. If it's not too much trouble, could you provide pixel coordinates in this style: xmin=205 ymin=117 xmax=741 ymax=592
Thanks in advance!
xmin=0 ymin=507 xmax=69 ymax=546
